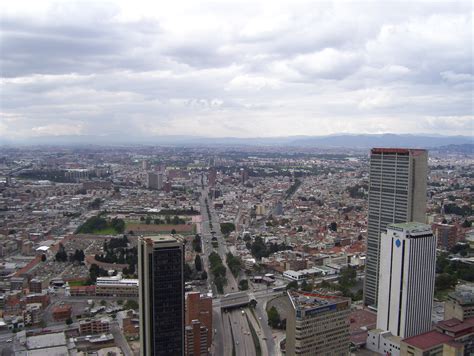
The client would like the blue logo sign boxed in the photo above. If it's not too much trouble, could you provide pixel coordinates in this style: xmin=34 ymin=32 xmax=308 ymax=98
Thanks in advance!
xmin=395 ymin=239 xmax=401 ymax=248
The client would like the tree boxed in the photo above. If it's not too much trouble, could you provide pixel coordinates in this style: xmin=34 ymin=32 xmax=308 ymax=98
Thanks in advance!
xmin=195 ymin=255 xmax=202 ymax=271
xmin=65 ymin=318 xmax=73 ymax=325
xmin=220 ymin=222 xmax=236 ymax=236
xmin=124 ymin=300 xmax=139 ymax=310
xmin=435 ymin=273 xmax=458 ymax=291
xmin=339 ymin=267 xmax=357 ymax=288
xmin=192 ymin=235 xmax=202 ymax=253
xmin=329 ymin=222 xmax=337 ymax=232
xmin=462 ymin=220 xmax=472 ymax=228
xmin=100 ymin=300 xmax=107 ymax=306
xmin=55 ymin=243 xmax=68 ymax=262
xmin=171 ymin=229 xmax=177 ymax=235
xmin=286 ymin=281 xmax=298 ymax=290
xmin=226 ymin=252 xmax=242 ymax=277
xmin=301 ymin=280 xmax=313 ymax=292
xmin=267 ymin=306 xmax=281 ymax=328
xmin=239 ymin=279 xmax=249 ymax=291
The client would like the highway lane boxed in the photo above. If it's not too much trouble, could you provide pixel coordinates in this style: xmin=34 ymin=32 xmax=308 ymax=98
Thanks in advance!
xmin=228 ymin=309 xmax=256 ymax=356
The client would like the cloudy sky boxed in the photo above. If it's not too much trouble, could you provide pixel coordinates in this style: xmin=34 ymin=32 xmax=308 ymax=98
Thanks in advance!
xmin=0 ymin=0 xmax=472 ymax=140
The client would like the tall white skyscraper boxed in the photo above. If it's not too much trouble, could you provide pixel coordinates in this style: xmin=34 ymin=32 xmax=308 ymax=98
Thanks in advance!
xmin=377 ymin=222 xmax=436 ymax=338
xmin=364 ymin=148 xmax=428 ymax=308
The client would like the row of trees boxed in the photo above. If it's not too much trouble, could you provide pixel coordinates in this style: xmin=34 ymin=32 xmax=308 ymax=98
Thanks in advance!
xmin=226 ymin=252 xmax=242 ymax=277
xmin=209 ymin=252 xmax=227 ymax=294
xmin=285 ymin=179 xmax=302 ymax=199
xmin=192 ymin=234 xmax=202 ymax=253
xmin=141 ymin=215 xmax=186 ymax=225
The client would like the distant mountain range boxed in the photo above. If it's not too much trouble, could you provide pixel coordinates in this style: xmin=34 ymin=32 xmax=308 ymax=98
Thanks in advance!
xmin=1 ymin=133 xmax=472 ymax=149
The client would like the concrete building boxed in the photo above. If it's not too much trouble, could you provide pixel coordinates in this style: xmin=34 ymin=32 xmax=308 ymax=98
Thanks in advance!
xmin=29 ymin=279 xmax=44 ymax=294
xmin=138 ymin=235 xmax=185 ymax=356
xmin=147 ymin=172 xmax=159 ymax=190
xmin=185 ymin=320 xmax=208 ymax=356
xmin=377 ymin=223 xmax=436 ymax=339
xmin=364 ymin=148 xmax=428 ymax=308
xmin=432 ymin=223 xmax=458 ymax=250
xmin=444 ymin=284 xmax=474 ymax=321
xmin=79 ymin=318 xmax=111 ymax=335
xmin=286 ymin=290 xmax=351 ymax=356
xmin=400 ymin=317 xmax=474 ymax=355
xmin=52 ymin=304 xmax=72 ymax=321
xmin=95 ymin=274 xmax=138 ymax=297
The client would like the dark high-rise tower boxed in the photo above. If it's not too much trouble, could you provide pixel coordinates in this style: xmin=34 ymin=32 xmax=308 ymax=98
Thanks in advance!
xmin=363 ymin=148 xmax=427 ymax=308
xmin=139 ymin=235 xmax=185 ymax=356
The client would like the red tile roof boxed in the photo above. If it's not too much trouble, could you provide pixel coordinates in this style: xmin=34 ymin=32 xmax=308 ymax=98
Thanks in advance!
xmin=402 ymin=330 xmax=452 ymax=350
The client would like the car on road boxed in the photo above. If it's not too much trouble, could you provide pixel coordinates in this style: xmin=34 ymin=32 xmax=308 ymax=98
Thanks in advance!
xmin=6 ymin=339 xmax=12 ymax=343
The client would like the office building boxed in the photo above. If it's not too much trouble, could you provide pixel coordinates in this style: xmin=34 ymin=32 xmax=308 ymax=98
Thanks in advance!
xmin=95 ymin=274 xmax=138 ymax=297
xmin=147 ymin=172 xmax=159 ymax=190
xmin=157 ymin=172 xmax=164 ymax=190
xmin=139 ymin=235 xmax=185 ymax=356
xmin=286 ymin=290 xmax=351 ymax=356
xmin=364 ymin=148 xmax=428 ymax=308
xmin=377 ymin=223 xmax=436 ymax=338
xmin=432 ymin=222 xmax=458 ymax=250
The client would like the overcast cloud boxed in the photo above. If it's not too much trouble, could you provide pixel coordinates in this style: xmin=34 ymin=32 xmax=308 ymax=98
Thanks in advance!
xmin=0 ymin=0 xmax=472 ymax=139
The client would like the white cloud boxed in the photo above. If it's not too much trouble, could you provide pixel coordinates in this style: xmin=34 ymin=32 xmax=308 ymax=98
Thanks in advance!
xmin=0 ymin=0 xmax=472 ymax=139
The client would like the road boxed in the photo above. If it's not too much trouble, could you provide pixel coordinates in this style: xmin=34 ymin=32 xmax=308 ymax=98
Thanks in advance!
xmin=110 ymin=321 xmax=134 ymax=356
xmin=199 ymin=180 xmax=280 ymax=356
xmin=199 ymin=187 xmax=238 ymax=293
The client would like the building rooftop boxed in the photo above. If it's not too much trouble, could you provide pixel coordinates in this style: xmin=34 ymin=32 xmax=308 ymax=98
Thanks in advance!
xmin=436 ymin=317 xmax=474 ymax=334
xmin=288 ymin=290 xmax=348 ymax=312
xmin=371 ymin=148 xmax=427 ymax=155
xmin=388 ymin=222 xmax=432 ymax=234
xmin=402 ymin=330 xmax=452 ymax=350
xmin=26 ymin=332 xmax=67 ymax=350
xmin=448 ymin=290 xmax=474 ymax=305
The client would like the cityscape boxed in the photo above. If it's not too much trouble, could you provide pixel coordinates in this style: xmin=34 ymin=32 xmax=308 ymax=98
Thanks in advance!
xmin=0 ymin=143 xmax=472 ymax=355
xmin=0 ymin=1 xmax=473 ymax=355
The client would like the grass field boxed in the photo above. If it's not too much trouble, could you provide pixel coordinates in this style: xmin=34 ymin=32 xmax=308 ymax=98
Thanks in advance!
xmin=91 ymin=227 xmax=118 ymax=235
xmin=68 ymin=280 xmax=88 ymax=287
xmin=434 ymin=288 xmax=454 ymax=301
